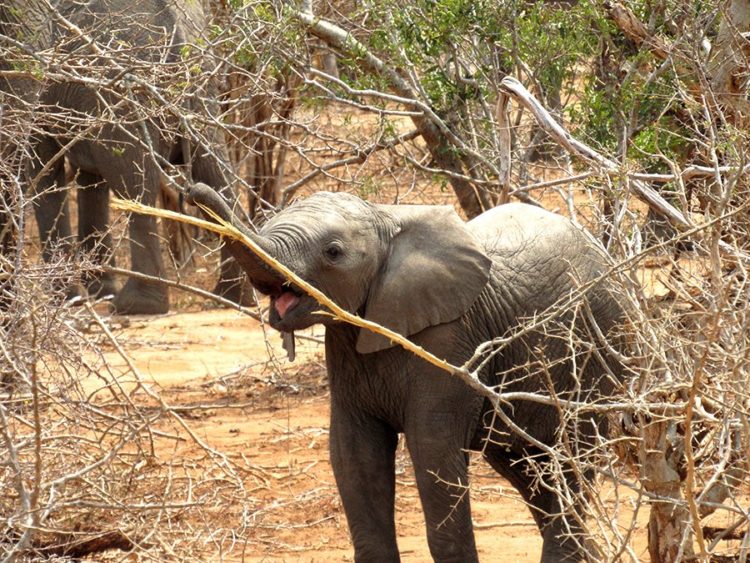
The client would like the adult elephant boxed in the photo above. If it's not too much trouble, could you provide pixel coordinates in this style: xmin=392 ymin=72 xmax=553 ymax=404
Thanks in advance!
xmin=188 ymin=184 xmax=626 ymax=562
xmin=15 ymin=0 xmax=247 ymax=314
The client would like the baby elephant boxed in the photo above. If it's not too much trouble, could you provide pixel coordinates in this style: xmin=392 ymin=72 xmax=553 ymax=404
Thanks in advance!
xmin=188 ymin=184 xmax=625 ymax=562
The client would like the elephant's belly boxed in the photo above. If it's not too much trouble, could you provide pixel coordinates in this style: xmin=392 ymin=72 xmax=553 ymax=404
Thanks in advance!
xmin=65 ymin=143 xmax=100 ymax=175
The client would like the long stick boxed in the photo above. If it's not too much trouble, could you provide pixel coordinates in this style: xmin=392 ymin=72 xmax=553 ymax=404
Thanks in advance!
xmin=110 ymin=198 xmax=497 ymax=403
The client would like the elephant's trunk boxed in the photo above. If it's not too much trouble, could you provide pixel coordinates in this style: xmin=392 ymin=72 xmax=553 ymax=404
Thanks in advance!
xmin=185 ymin=182 xmax=284 ymax=294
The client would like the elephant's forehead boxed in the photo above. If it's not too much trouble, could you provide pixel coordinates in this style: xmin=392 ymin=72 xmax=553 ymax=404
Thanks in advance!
xmin=265 ymin=192 xmax=373 ymax=229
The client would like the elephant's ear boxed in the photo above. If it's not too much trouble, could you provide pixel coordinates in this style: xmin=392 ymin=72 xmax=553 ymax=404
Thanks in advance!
xmin=356 ymin=205 xmax=492 ymax=354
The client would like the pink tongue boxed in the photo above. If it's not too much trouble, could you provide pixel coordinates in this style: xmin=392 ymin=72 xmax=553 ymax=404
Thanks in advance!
xmin=274 ymin=292 xmax=300 ymax=318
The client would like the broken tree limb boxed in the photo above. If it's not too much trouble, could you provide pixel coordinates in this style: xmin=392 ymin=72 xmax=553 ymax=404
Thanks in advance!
xmin=499 ymin=78 xmax=750 ymax=264
xmin=110 ymin=196 xmax=496 ymax=402
xmin=294 ymin=7 xmax=495 ymax=217
xmin=498 ymin=76 xmax=693 ymax=229
xmin=110 ymin=196 xmax=701 ymax=418
xmin=603 ymin=1 xmax=671 ymax=61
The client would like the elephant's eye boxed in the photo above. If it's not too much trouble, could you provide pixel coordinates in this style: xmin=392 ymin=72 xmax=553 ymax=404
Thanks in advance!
xmin=324 ymin=243 xmax=343 ymax=262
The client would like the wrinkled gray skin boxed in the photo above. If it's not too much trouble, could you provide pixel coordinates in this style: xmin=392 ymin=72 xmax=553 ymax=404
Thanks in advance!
xmin=4 ymin=0 xmax=247 ymax=314
xmin=188 ymin=183 xmax=625 ymax=562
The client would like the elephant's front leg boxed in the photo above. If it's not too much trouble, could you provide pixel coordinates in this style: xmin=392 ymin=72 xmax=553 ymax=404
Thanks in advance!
xmin=406 ymin=414 xmax=479 ymax=563
xmin=102 ymin=158 xmax=169 ymax=315
xmin=329 ymin=403 xmax=400 ymax=562
xmin=114 ymin=211 xmax=169 ymax=314
xmin=76 ymin=172 xmax=116 ymax=299
xmin=30 ymin=136 xmax=79 ymax=300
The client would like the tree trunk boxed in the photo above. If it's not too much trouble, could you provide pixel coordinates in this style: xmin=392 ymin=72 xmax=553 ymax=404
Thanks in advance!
xmin=709 ymin=0 xmax=750 ymax=122
xmin=640 ymin=418 xmax=694 ymax=563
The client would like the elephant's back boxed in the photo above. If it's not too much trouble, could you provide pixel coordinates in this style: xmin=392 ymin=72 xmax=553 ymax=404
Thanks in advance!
xmin=56 ymin=0 xmax=204 ymax=59
xmin=469 ymin=203 xmax=608 ymax=273
xmin=470 ymin=203 xmax=581 ymax=249
xmin=469 ymin=202 xmax=618 ymax=324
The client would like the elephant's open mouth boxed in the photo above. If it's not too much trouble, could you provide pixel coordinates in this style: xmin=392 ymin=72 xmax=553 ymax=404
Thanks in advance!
xmin=265 ymin=282 xmax=310 ymax=329
xmin=253 ymin=277 xmax=323 ymax=331
xmin=272 ymin=289 xmax=300 ymax=319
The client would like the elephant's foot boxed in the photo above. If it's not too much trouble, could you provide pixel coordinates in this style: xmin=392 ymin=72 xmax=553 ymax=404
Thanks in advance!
xmin=85 ymin=273 xmax=118 ymax=300
xmin=54 ymin=277 xmax=85 ymax=305
xmin=212 ymin=277 xmax=255 ymax=307
xmin=540 ymin=523 xmax=597 ymax=563
xmin=113 ymin=278 xmax=169 ymax=315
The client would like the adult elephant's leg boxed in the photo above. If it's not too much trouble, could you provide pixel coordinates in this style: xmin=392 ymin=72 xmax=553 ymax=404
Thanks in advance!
xmin=329 ymin=402 xmax=400 ymax=562
xmin=0 ymin=184 xmax=17 ymax=257
xmin=102 ymin=155 xmax=169 ymax=314
xmin=0 ymin=180 xmax=19 ymax=316
xmin=118 ymin=211 xmax=169 ymax=314
xmin=31 ymin=137 xmax=72 ymax=262
xmin=406 ymin=415 xmax=478 ymax=563
xmin=76 ymin=171 xmax=117 ymax=298
xmin=214 ymin=240 xmax=255 ymax=305
xmin=30 ymin=137 xmax=80 ymax=299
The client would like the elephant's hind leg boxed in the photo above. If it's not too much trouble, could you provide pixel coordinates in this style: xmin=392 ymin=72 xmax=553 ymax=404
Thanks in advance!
xmin=483 ymin=445 xmax=597 ymax=562
xmin=76 ymin=171 xmax=117 ymax=299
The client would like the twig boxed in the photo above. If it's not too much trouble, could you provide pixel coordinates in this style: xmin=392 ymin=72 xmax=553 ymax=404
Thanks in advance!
xmin=511 ymin=172 xmax=595 ymax=195
xmin=473 ymin=520 xmax=537 ymax=529
xmin=281 ymin=127 xmax=421 ymax=203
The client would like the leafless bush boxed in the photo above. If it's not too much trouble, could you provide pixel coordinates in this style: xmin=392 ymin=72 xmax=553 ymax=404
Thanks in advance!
xmin=481 ymin=83 xmax=750 ymax=561
xmin=0 ymin=174 xmax=248 ymax=561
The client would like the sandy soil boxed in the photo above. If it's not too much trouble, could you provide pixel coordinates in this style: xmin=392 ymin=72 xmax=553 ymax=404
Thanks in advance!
xmin=86 ymin=305 xmax=654 ymax=562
